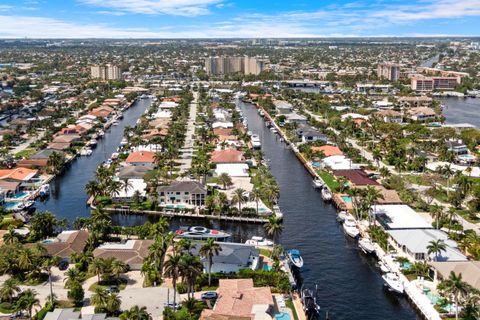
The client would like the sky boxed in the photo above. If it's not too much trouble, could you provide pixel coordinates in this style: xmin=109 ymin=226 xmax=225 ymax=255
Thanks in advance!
xmin=0 ymin=0 xmax=480 ymax=38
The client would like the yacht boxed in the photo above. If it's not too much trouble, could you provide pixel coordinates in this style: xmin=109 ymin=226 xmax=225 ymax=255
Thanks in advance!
xmin=321 ymin=187 xmax=332 ymax=201
xmin=258 ymin=110 xmax=265 ymax=117
xmin=287 ymin=249 xmax=304 ymax=268
xmin=87 ymin=139 xmax=97 ymax=148
xmin=378 ymin=261 xmax=390 ymax=273
xmin=336 ymin=210 xmax=348 ymax=222
xmin=342 ymin=216 xmax=360 ymax=238
xmin=358 ymin=237 xmax=376 ymax=254
xmin=112 ymin=120 xmax=119 ymax=126
xmin=270 ymin=127 xmax=277 ymax=134
xmin=39 ymin=184 xmax=50 ymax=197
xmin=251 ymin=134 xmax=261 ymax=149
xmin=273 ymin=205 xmax=283 ymax=220
xmin=245 ymin=236 xmax=274 ymax=247
xmin=382 ymin=272 xmax=404 ymax=294
xmin=80 ymin=148 xmax=93 ymax=156
xmin=175 ymin=226 xmax=231 ymax=240
xmin=312 ymin=177 xmax=323 ymax=189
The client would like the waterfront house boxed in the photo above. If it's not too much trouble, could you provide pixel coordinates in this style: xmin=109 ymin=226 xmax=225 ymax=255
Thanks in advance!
xmin=398 ymin=96 xmax=433 ymax=107
xmin=52 ymin=134 xmax=81 ymax=144
xmin=296 ymin=127 xmax=328 ymax=143
xmin=284 ymin=112 xmax=308 ymax=126
xmin=445 ymin=139 xmax=469 ymax=156
xmin=215 ymin=163 xmax=250 ymax=178
xmin=430 ymin=261 xmax=480 ymax=291
xmin=211 ymin=149 xmax=245 ymax=164
xmin=322 ymin=155 xmax=359 ymax=170
xmin=333 ymin=169 xmax=379 ymax=186
xmin=0 ymin=180 xmax=20 ymax=197
xmin=376 ymin=110 xmax=403 ymax=123
xmin=93 ymin=240 xmax=154 ymax=270
xmin=311 ymin=145 xmax=343 ymax=157
xmin=200 ymin=279 xmax=274 ymax=320
xmin=387 ymin=229 xmax=467 ymax=262
xmin=406 ymin=107 xmax=436 ymax=122
xmin=273 ymin=100 xmax=294 ymax=114
xmin=0 ymin=167 xmax=40 ymax=187
xmin=125 ymin=151 xmax=156 ymax=167
xmin=156 ymin=180 xmax=207 ymax=206
xmin=191 ymin=242 xmax=260 ymax=274
xmin=118 ymin=166 xmax=151 ymax=180
xmin=42 ymin=230 xmax=89 ymax=260
xmin=372 ymin=204 xmax=432 ymax=230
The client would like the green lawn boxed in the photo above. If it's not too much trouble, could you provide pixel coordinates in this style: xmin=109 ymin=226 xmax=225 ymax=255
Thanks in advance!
xmin=403 ymin=174 xmax=430 ymax=186
xmin=317 ymin=170 xmax=340 ymax=191
xmin=15 ymin=148 xmax=36 ymax=159
xmin=285 ymin=299 xmax=299 ymax=320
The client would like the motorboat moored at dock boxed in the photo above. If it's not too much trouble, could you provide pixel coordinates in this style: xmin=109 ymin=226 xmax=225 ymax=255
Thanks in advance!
xmin=358 ymin=237 xmax=376 ymax=254
xmin=245 ymin=236 xmax=274 ymax=247
xmin=343 ymin=215 xmax=360 ymax=238
xmin=382 ymin=272 xmax=404 ymax=294
xmin=321 ymin=187 xmax=332 ymax=201
xmin=312 ymin=177 xmax=323 ymax=189
xmin=287 ymin=249 xmax=304 ymax=268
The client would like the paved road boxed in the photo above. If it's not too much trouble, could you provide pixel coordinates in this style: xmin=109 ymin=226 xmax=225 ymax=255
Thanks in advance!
xmin=178 ymin=90 xmax=198 ymax=173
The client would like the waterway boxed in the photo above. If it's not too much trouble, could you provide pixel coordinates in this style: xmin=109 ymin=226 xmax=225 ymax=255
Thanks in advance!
xmin=34 ymin=98 xmax=153 ymax=221
xmin=441 ymin=97 xmax=480 ymax=127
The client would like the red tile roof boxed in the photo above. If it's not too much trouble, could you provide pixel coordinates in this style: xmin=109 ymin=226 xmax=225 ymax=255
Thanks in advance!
xmin=211 ymin=149 xmax=244 ymax=163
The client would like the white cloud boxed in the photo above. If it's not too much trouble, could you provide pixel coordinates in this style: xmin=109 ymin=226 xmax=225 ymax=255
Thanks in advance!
xmin=0 ymin=5 xmax=13 ymax=11
xmin=79 ymin=0 xmax=222 ymax=16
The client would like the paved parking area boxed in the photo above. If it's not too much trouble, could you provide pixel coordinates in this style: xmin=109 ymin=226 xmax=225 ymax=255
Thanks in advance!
xmin=119 ymin=287 xmax=179 ymax=319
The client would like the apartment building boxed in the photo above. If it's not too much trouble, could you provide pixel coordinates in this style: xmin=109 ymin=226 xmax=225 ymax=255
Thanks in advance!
xmin=90 ymin=64 xmax=122 ymax=80
xmin=377 ymin=62 xmax=400 ymax=81
xmin=411 ymin=75 xmax=459 ymax=92
xmin=205 ymin=56 xmax=265 ymax=76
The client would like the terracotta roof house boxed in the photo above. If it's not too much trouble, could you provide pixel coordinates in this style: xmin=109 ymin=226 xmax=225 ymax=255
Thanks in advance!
xmin=430 ymin=261 xmax=480 ymax=290
xmin=43 ymin=230 xmax=89 ymax=259
xmin=406 ymin=107 xmax=436 ymax=122
xmin=53 ymin=134 xmax=81 ymax=144
xmin=0 ymin=167 xmax=39 ymax=182
xmin=333 ymin=169 xmax=379 ymax=186
xmin=93 ymin=240 xmax=154 ymax=270
xmin=125 ymin=151 xmax=156 ymax=167
xmin=211 ymin=149 xmax=244 ymax=164
xmin=376 ymin=110 xmax=403 ymax=123
xmin=118 ymin=166 xmax=152 ymax=180
xmin=47 ymin=142 xmax=71 ymax=151
xmin=200 ymin=279 xmax=274 ymax=320
xmin=311 ymin=145 xmax=343 ymax=157
xmin=0 ymin=180 xmax=20 ymax=196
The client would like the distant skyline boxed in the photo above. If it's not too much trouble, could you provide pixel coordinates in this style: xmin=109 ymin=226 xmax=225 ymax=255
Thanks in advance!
xmin=1 ymin=0 xmax=480 ymax=39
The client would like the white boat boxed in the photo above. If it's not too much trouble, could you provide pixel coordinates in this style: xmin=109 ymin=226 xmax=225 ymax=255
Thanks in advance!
xmin=87 ymin=139 xmax=97 ymax=147
xmin=312 ymin=178 xmax=323 ymax=189
xmin=175 ymin=226 xmax=231 ymax=240
xmin=112 ymin=120 xmax=119 ymax=126
xmin=287 ymin=249 xmax=304 ymax=268
xmin=98 ymin=130 xmax=105 ymax=137
xmin=258 ymin=110 xmax=265 ymax=117
xmin=382 ymin=272 xmax=404 ymax=294
xmin=39 ymin=184 xmax=50 ymax=197
xmin=251 ymin=134 xmax=261 ymax=149
xmin=336 ymin=210 xmax=348 ymax=222
xmin=273 ymin=205 xmax=283 ymax=220
xmin=358 ymin=237 xmax=376 ymax=254
xmin=321 ymin=188 xmax=332 ymax=201
xmin=342 ymin=216 xmax=360 ymax=238
xmin=245 ymin=236 xmax=274 ymax=247
xmin=378 ymin=261 xmax=390 ymax=273
xmin=247 ymin=131 xmax=253 ymax=136
xmin=80 ymin=148 xmax=93 ymax=156
xmin=270 ymin=127 xmax=277 ymax=134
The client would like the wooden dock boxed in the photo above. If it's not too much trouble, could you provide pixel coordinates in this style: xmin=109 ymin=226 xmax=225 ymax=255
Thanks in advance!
xmin=103 ymin=207 xmax=270 ymax=223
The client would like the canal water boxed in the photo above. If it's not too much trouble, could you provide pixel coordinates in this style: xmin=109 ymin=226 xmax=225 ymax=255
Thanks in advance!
xmin=238 ymin=101 xmax=418 ymax=319
xmin=35 ymin=98 xmax=154 ymax=221
xmin=441 ymin=97 xmax=480 ymax=127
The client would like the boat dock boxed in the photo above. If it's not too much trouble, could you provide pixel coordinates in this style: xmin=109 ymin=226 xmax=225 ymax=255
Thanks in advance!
xmin=103 ymin=207 xmax=270 ymax=223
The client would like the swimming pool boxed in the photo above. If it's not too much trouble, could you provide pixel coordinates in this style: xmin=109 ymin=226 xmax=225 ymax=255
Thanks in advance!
xmin=4 ymin=202 xmax=19 ymax=210
xmin=13 ymin=191 xmax=29 ymax=199
xmin=263 ymin=264 xmax=272 ymax=271
xmin=341 ymin=196 xmax=353 ymax=203
xmin=275 ymin=312 xmax=291 ymax=320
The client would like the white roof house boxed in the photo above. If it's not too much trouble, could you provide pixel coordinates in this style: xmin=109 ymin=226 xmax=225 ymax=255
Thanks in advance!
xmin=112 ymin=178 xmax=147 ymax=200
xmin=372 ymin=204 xmax=432 ymax=230
xmin=215 ymin=163 xmax=249 ymax=177
xmin=159 ymin=101 xmax=178 ymax=109
xmin=212 ymin=121 xmax=234 ymax=129
xmin=388 ymin=229 xmax=467 ymax=261
xmin=321 ymin=155 xmax=360 ymax=170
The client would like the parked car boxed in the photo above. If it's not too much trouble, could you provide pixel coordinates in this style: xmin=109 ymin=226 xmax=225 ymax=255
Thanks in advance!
xmin=58 ymin=260 xmax=69 ymax=271
xmin=201 ymin=292 xmax=218 ymax=300
xmin=164 ymin=302 xmax=181 ymax=309
xmin=106 ymin=286 xmax=119 ymax=294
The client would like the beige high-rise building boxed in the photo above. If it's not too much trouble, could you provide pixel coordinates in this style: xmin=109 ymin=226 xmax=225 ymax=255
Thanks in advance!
xmin=90 ymin=64 xmax=122 ymax=80
xmin=204 ymin=56 xmax=264 ymax=76
xmin=377 ymin=62 xmax=400 ymax=81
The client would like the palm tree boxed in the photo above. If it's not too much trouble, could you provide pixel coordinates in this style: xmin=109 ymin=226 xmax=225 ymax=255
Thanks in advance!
xmin=64 ymin=267 xmax=82 ymax=288
xmin=264 ymin=215 xmax=283 ymax=240
xmin=91 ymin=287 xmax=109 ymax=311
xmin=47 ymin=151 xmax=64 ymax=175
xmin=179 ymin=254 xmax=203 ymax=299
xmin=427 ymin=239 xmax=447 ymax=261
xmin=89 ymin=258 xmax=105 ymax=282
xmin=232 ymin=188 xmax=247 ymax=214
xmin=42 ymin=256 xmax=61 ymax=305
xmin=163 ymin=253 xmax=182 ymax=310
xmin=439 ymin=272 xmax=470 ymax=320
xmin=121 ymin=178 xmax=133 ymax=197
xmin=199 ymin=238 xmax=222 ymax=286
xmin=0 ymin=278 xmax=21 ymax=303
xmin=250 ymin=187 xmax=262 ymax=215
xmin=3 ymin=227 xmax=20 ymax=244
xmin=85 ymin=180 xmax=101 ymax=200
xmin=430 ymin=204 xmax=443 ymax=229
xmin=120 ymin=306 xmax=152 ymax=320
xmin=364 ymin=186 xmax=384 ymax=224
xmin=16 ymin=289 xmax=40 ymax=319
xmin=106 ymin=293 xmax=122 ymax=315
xmin=218 ymin=173 xmax=233 ymax=190
xmin=111 ymin=259 xmax=129 ymax=280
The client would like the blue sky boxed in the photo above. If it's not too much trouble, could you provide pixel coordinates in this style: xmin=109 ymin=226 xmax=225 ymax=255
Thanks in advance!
xmin=0 ymin=0 xmax=479 ymax=38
